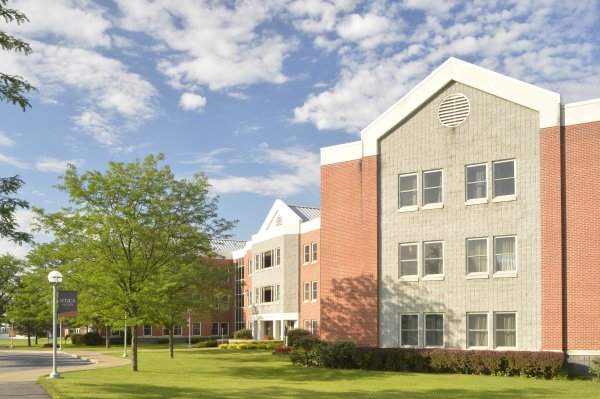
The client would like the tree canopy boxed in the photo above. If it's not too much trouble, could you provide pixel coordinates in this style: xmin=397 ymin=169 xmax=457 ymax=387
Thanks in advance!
xmin=0 ymin=175 xmax=32 ymax=244
xmin=35 ymin=153 xmax=236 ymax=370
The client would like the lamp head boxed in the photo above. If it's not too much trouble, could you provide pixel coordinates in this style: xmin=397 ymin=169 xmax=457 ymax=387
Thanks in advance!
xmin=47 ymin=270 xmax=63 ymax=284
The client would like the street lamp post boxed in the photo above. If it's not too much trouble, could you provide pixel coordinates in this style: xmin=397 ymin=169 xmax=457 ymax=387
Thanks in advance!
xmin=47 ymin=270 xmax=63 ymax=379
xmin=187 ymin=309 xmax=192 ymax=349
xmin=122 ymin=316 xmax=128 ymax=358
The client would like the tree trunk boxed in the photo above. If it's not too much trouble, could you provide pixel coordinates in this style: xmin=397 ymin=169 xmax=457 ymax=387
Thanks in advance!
xmin=169 ymin=327 xmax=174 ymax=359
xmin=27 ymin=331 xmax=31 ymax=347
xmin=131 ymin=325 xmax=138 ymax=371
xmin=105 ymin=325 xmax=111 ymax=348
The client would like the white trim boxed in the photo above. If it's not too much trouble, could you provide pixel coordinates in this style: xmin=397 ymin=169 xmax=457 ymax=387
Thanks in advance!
xmin=493 ymin=235 xmax=518 ymax=275
xmin=466 ymin=312 xmax=489 ymax=349
xmin=494 ymin=312 xmax=517 ymax=349
xmin=465 ymin=163 xmax=488 ymax=202
xmin=423 ymin=240 xmax=444 ymax=278
xmin=251 ymin=312 xmax=298 ymax=322
xmin=399 ymin=313 xmax=420 ymax=347
xmin=424 ymin=313 xmax=445 ymax=348
xmin=399 ymin=242 xmax=419 ymax=279
xmin=563 ymin=98 xmax=600 ymax=126
xmin=422 ymin=169 xmax=443 ymax=207
xmin=567 ymin=350 xmax=600 ymax=356
xmin=300 ymin=217 xmax=320 ymax=234
xmin=399 ymin=172 xmax=419 ymax=210
xmin=320 ymin=141 xmax=362 ymax=166
xmin=492 ymin=159 xmax=516 ymax=199
xmin=362 ymin=58 xmax=560 ymax=157
xmin=466 ymin=237 xmax=489 ymax=275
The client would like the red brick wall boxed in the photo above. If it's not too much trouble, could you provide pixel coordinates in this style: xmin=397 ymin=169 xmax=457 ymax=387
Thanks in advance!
xmin=563 ymin=121 xmax=600 ymax=350
xmin=540 ymin=126 xmax=564 ymax=351
xmin=299 ymin=229 xmax=320 ymax=333
xmin=320 ymin=155 xmax=379 ymax=346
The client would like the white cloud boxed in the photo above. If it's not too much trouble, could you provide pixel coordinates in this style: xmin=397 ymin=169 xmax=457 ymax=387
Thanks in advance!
xmin=72 ymin=111 xmax=119 ymax=146
xmin=0 ymin=131 xmax=15 ymax=147
xmin=179 ymin=93 xmax=207 ymax=111
xmin=35 ymin=157 xmax=83 ymax=172
xmin=209 ymin=144 xmax=320 ymax=197
xmin=180 ymin=148 xmax=234 ymax=174
xmin=336 ymin=13 xmax=403 ymax=49
xmin=0 ymin=154 xmax=30 ymax=169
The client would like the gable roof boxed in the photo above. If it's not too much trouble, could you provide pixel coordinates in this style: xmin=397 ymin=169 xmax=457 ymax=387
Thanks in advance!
xmin=288 ymin=205 xmax=320 ymax=222
xmin=211 ymin=239 xmax=248 ymax=255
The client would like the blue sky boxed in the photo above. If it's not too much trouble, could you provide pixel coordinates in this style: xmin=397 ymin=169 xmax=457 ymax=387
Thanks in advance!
xmin=1 ymin=0 xmax=599 ymax=257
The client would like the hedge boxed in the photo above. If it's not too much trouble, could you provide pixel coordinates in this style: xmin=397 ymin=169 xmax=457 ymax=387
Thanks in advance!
xmin=233 ymin=329 xmax=253 ymax=339
xmin=287 ymin=328 xmax=311 ymax=345
xmin=291 ymin=345 xmax=565 ymax=379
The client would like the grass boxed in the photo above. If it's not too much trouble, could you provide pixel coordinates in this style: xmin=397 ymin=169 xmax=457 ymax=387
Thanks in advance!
xmin=40 ymin=350 xmax=600 ymax=399
xmin=0 ymin=338 xmax=193 ymax=351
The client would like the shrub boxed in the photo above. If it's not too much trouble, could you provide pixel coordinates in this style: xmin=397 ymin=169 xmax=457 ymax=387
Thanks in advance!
xmin=287 ymin=328 xmax=311 ymax=346
xmin=236 ymin=344 xmax=248 ymax=350
xmin=82 ymin=332 xmax=102 ymax=346
xmin=43 ymin=343 xmax=53 ymax=348
xmin=190 ymin=337 xmax=200 ymax=344
xmin=263 ymin=335 xmax=274 ymax=340
xmin=234 ymin=329 xmax=253 ymax=339
xmin=591 ymin=358 xmax=600 ymax=381
xmin=274 ymin=345 xmax=292 ymax=354
xmin=246 ymin=344 xmax=258 ymax=349
xmin=156 ymin=338 xmax=169 ymax=344
xmin=71 ymin=334 xmax=84 ymax=345
xmin=290 ymin=347 xmax=321 ymax=367
xmin=228 ymin=344 xmax=238 ymax=350
xmin=219 ymin=343 xmax=229 ymax=349
xmin=318 ymin=341 xmax=356 ymax=369
xmin=292 ymin=337 xmax=321 ymax=350
xmin=266 ymin=342 xmax=277 ymax=349
xmin=257 ymin=343 xmax=268 ymax=349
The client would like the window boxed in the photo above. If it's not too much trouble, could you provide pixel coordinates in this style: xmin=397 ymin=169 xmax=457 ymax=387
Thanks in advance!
xmin=423 ymin=241 xmax=443 ymax=276
xmin=275 ymin=248 xmax=281 ymax=266
xmin=248 ymin=290 xmax=252 ymax=306
xmin=399 ymin=173 xmax=418 ymax=208
xmin=303 ymin=282 xmax=310 ymax=302
xmin=311 ymin=242 xmax=318 ymax=262
xmin=303 ymin=320 xmax=310 ymax=330
xmin=254 ymin=288 xmax=260 ymax=304
xmin=220 ymin=322 xmax=229 ymax=337
xmin=467 ymin=314 xmax=488 ymax=348
xmin=467 ymin=238 xmax=488 ymax=274
xmin=143 ymin=324 xmax=152 ymax=336
xmin=493 ymin=160 xmax=515 ymax=197
xmin=423 ymin=170 xmax=442 ymax=205
xmin=304 ymin=244 xmax=310 ymax=264
xmin=425 ymin=314 xmax=444 ymax=347
xmin=262 ymin=286 xmax=273 ymax=303
xmin=494 ymin=236 xmax=516 ymax=273
xmin=248 ymin=259 xmax=253 ymax=275
xmin=312 ymin=281 xmax=318 ymax=301
xmin=400 ymin=314 xmax=419 ymax=346
xmin=495 ymin=313 xmax=516 ymax=348
xmin=174 ymin=325 xmax=182 ymax=336
xmin=192 ymin=322 xmax=201 ymax=336
xmin=311 ymin=320 xmax=318 ymax=335
xmin=255 ymin=253 xmax=261 ymax=271
xmin=163 ymin=327 xmax=169 ymax=336
xmin=263 ymin=250 xmax=273 ymax=269
xmin=276 ymin=284 xmax=280 ymax=302
xmin=399 ymin=243 xmax=418 ymax=278
xmin=211 ymin=322 xmax=219 ymax=336
xmin=466 ymin=164 xmax=487 ymax=200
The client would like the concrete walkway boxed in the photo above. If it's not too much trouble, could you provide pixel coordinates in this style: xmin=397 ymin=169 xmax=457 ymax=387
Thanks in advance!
xmin=0 ymin=350 xmax=130 ymax=398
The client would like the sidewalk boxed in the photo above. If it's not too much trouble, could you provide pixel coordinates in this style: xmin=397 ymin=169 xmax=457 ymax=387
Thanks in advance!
xmin=0 ymin=350 xmax=130 ymax=399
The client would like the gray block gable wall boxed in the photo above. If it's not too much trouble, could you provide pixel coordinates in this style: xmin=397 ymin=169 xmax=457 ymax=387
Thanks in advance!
xmin=378 ymin=82 xmax=542 ymax=350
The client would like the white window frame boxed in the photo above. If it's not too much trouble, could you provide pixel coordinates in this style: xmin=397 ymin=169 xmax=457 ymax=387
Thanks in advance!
xmin=465 ymin=163 xmax=488 ymax=205
xmin=424 ymin=313 xmax=444 ymax=348
xmin=192 ymin=322 xmax=201 ymax=336
xmin=248 ymin=290 xmax=252 ymax=306
xmin=422 ymin=169 xmax=443 ymax=209
xmin=254 ymin=288 xmax=260 ymax=304
xmin=492 ymin=159 xmax=516 ymax=201
xmin=276 ymin=284 xmax=280 ymax=303
xmin=399 ymin=242 xmax=419 ymax=281
xmin=399 ymin=313 xmax=419 ymax=347
xmin=275 ymin=248 xmax=281 ymax=266
xmin=423 ymin=241 xmax=444 ymax=280
xmin=303 ymin=282 xmax=310 ymax=302
xmin=311 ymin=320 xmax=318 ymax=335
xmin=143 ymin=324 xmax=152 ymax=336
xmin=162 ymin=327 xmax=169 ymax=336
xmin=303 ymin=244 xmax=310 ymax=264
xmin=173 ymin=325 xmax=182 ymax=336
xmin=263 ymin=250 xmax=273 ymax=269
xmin=311 ymin=242 xmax=318 ymax=262
xmin=466 ymin=237 xmax=489 ymax=278
xmin=220 ymin=322 xmax=229 ymax=337
xmin=303 ymin=320 xmax=310 ymax=330
xmin=248 ymin=259 xmax=253 ymax=276
xmin=398 ymin=172 xmax=419 ymax=212
xmin=311 ymin=281 xmax=318 ymax=302
xmin=467 ymin=313 xmax=489 ymax=349
xmin=493 ymin=235 xmax=517 ymax=277
xmin=494 ymin=312 xmax=517 ymax=349
xmin=211 ymin=322 xmax=219 ymax=336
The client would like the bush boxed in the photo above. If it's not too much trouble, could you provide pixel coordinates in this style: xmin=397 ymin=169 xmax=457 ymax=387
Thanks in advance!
xmin=246 ymin=344 xmax=258 ymax=349
xmin=82 ymin=332 xmax=102 ymax=346
xmin=292 ymin=337 xmax=321 ymax=350
xmin=273 ymin=345 xmax=292 ymax=354
xmin=219 ymin=343 xmax=229 ymax=349
xmin=263 ymin=335 xmax=274 ymax=340
xmin=318 ymin=341 xmax=356 ymax=369
xmin=71 ymin=334 xmax=84 ymax=345
xmin=236 ymin=344 xmax=248 ymax=350
xmin=234 ymin=329 xmax=253 ymax=339
xmin=196 ymin=339 xmax=219 ymax=348
xmin=287 ymin=328 xmax=311 ymax=346
xmin=591 ymin=358 xmax=600 ymax=381
xmin=266 ymin=342 xmax=277 ymax=349
xmin=156 ymin=338 xmax=169 ymax=344
xmin=257 ymin=343 xmax=268 ymax=349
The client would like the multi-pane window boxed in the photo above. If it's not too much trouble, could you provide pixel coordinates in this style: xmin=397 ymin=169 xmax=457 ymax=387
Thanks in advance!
xmin=303 ymin=320 xmax=310 ymax=330
xmin=143 ymin=324 xmax=152 ymax=336
xmin=399 ymin=173 xmax=418 ymax=208
xmin=262 ymin=286 xmax=273 ymax=303
xmin=276 ymin=285 xmax=280 ymax=302
xmin=467 ymin=314 xmax=488 ymax=348
xmin=275 ymin=248 xmax=281 ymax=266
xmin=304 ymin=244 xmax=310 ymax=264
xmin=192 ymin=322 xmax=201 ymax=336
xmin=220 ymin=322 xmax=229 ymax=337
xmin=312 ymin=281 xmax=318 ymax=301
xmin=254 ymin=288 xmax=260 ymax=304
xmin=303 ymin=282 xmax=310 ymax=302
xmin=423 ymin=170 xmax=443 ymax=205
xmin=400 ymin=314 xmax=419 ymax=346
xmin=494 ymin=236 xmax=516 ymax=273
xmin=312 ymin=242 xmax=318 ymax=262
xmin=467 ymin=238 xmax=488 ymax=274
xmin=399 ymin=243 xmax=418 ymax=277
xmin=425 ymin=314 xmax=444 ymax=347
xmin=248 ymin=290 xmax=252 ymax=306
xmin=263 ymin=250 xmax=273 ymax=269
xmin=174 ymin=325 xmax=182 ymax=336
xmin=466 ymin=164 xmax=487 ymax=200
xmin=311 ymin=320 xmax=318 ymax=335
xmin=495 ymin=313 xmax=516 ymax=348
xmin=248 ymin=259 xmax=253 ymax=275
xmin=163 ymin=327 xmax=169 ymax=336
xmin=493 ymin=160 xmax=515 ymax=197
xmin=255 ymin=254 xmax=260 ymax=271
xmin=423 ymin=241 xmax=443 ymax=276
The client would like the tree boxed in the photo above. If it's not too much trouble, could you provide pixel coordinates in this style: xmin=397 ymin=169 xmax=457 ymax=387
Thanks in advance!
xmin=1 ymin=0 xmax=37 ymax=111
xmin=0 ymin=175 xmax=32 ymax=244
xmin=35 ymin=154 xmax=236 ymax=371
xmin=0 ymin=254 xmax=24 ymax=321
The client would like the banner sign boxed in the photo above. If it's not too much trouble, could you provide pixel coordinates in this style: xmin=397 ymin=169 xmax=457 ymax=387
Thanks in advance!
xmin=58 ymin=290 xmax=77 ymax=317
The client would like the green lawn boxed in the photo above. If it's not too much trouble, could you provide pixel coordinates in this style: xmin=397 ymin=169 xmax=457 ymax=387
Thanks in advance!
xmin=40 ymin=350 xmax=599 ymax=399
xmin=0 ymin=338 xmax=193 ymax=351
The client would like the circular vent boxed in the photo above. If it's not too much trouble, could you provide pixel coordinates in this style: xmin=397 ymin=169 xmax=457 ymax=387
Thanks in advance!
xmin=438 ymin=93 xmax=470 ymax=127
